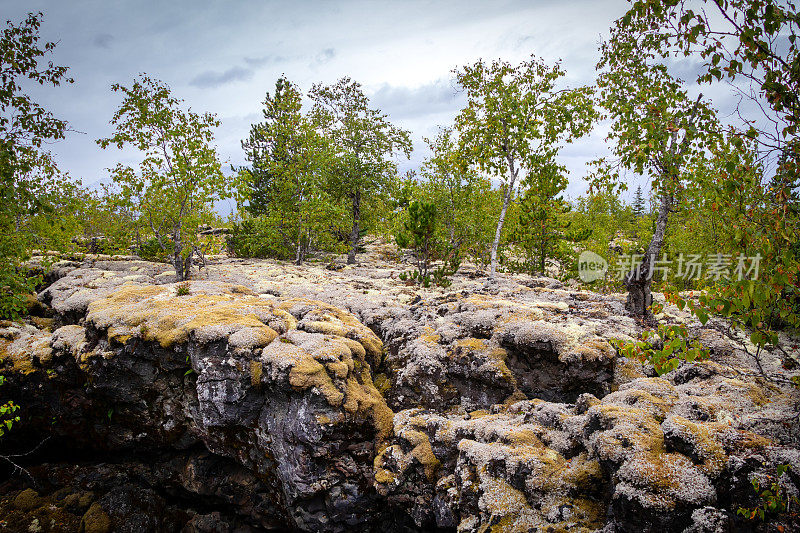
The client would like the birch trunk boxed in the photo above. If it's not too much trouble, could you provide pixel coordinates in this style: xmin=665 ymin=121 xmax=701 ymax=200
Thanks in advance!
xmin=489 ymin=158 xmax=518 ymax=278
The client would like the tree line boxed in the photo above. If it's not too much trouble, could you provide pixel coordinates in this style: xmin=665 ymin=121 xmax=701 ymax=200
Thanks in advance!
xmin=1 ymin=2 xmax=798 ymax=356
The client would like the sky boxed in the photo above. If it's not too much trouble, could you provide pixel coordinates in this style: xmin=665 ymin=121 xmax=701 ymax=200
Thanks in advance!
xmin=5 ymin=0 xmax=651 ymax=211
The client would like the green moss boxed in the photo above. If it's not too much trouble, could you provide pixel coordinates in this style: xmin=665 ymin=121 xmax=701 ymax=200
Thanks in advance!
xmin=250 ymin=360 xmax=263 ymax=387
xmin=80 ymin=502 xmax=111 ymax=533
xmin=13 ymin=489 xmax=41 ymax=512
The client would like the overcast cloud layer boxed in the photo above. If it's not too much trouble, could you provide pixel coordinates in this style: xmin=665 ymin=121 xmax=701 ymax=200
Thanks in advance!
xmin=5 ymin=0 xmax=646 ymax=207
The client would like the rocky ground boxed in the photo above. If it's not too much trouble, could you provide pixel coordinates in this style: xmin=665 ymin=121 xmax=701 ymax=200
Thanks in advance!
xmin=0 ymin=243 xmax=798 ymax=532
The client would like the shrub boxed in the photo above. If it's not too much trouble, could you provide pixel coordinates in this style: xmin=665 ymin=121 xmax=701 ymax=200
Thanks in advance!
xmin=0 ymin=376 xmax=20 ymax=438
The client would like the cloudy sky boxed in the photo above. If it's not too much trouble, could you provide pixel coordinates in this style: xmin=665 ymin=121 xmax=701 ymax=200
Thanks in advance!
xmin=6 ymin=0 xmax=646 ymax=209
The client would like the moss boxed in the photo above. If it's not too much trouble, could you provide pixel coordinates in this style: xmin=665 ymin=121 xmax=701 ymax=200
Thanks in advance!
xmin=80 ymin=502 xmax=111 ymax=533
xmin=325 ymin=360 xmax=350 ymax=379
xmin=590 ymin=404 xmax=665 ymax=462
xmin=503 ymin=390 xmax=528 ymax=405
xmin=0 ymin=329 xmax=51 ymax=375
xmin=420 ymin=326 xmax=441 ymax=344
xmin=617 ymin=358 xmax=646 ymax=381
xmin=400 ymin=428 xmax=441 ymax=480
xmin=568 ymin=457 xmax=605 ymax=489
xmin=373 ymin=445 xmax=401 ymax=487
xmin=722 ymin=377 xmax=775 ymax=407
xmin=250 ymin=360 xmax=263 ymax=387
xmin=502 ymin=428 xmax=542 ymax=447
xmin=666 ymin=415 xmax=727 ymax=476
xmin=373 ymin=373 xmax=391 ymax=394
xmin=13 ymin=489 xmax=42 ymax=512
xmin=302 ymin=319 xmax=347 ymax=337
xmin=341 ymin=337 xmax=367 ymax=359
xmin=455 ymin=337 xmax=488 ymax=351
xmin=30 ymin=316 xmax=54 ymax=331
xmin=272 ymin=308 xmax=297 ymax=331
xmin=342 ymin=374 xmax=395 ymax=445
xmin=289 ymin=357 xmax=344 ymax=406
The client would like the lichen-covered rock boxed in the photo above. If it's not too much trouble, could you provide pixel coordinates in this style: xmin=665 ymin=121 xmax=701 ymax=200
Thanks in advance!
xmin=2 ymin=250 xmax=798 ymax=532
xmin=4 ymin=280 xmax=394 ymax=532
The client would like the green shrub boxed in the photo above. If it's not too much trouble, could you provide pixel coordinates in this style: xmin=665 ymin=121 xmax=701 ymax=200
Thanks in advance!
xmin=0 ymin=262 xmax=40 ymax=320
xmin=0 ymin=375 xmax=20 ymax=438
xmin=737 ymin=464 xmax=800 ymax=522
xmin=227 ymin=218 xmax=295 ymax=260
xmin=610 ymin=310 xmax=710 ymax=375
xmin=137 ymin=237 xmax=169 ymax=263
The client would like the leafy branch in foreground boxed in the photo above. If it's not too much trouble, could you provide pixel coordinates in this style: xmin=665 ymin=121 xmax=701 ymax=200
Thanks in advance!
xmin=737 ymin=464 xmax=800 ymax=523
xmin=0 ymin=375 xmax=20 ymax=438
xmin=610 ymin=311 xmax=710 ymax=375
xmin=1 ymin=12 xmax=73 ymax=318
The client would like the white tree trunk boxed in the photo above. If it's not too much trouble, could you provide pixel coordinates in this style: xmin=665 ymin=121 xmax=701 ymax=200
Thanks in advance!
xmin=489 ymin=160 xmax=518 ymax=279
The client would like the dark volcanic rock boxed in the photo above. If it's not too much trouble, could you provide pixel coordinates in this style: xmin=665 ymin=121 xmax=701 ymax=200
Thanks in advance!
xmin=1 ymin=253 xmax=799 ymax=532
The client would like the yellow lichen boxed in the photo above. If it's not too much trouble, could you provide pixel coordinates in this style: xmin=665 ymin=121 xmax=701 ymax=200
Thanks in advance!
xmin=250 ymin=360 xmax=263 ymax=387
xmin=400 ymin=428 xmax=440 ymax=480
xmin=288 ymin=357 xmax=344 ymax=406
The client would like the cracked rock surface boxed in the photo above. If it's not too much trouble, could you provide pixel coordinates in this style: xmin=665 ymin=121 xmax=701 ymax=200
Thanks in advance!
xmin=1 ymin=247 xmax=798 ymax=532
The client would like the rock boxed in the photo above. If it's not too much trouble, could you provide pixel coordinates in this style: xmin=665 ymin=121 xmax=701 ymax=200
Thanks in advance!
xmin=5 ymin=279 xmax=393 ymax=532
xmin=1 ymin=250 xmax=798 ymax=532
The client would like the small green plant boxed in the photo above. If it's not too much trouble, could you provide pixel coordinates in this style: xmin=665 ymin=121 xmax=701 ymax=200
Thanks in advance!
xmin=737 ymin=464 xmax=800 ymax=522
xmin=610 ymin=312 xmax=709 ymax=375
xmin=183 ymin=354 xmax=194 ymax=376
xmin=176 ymin=282 xmax=190 ymax=296
xmin=395 ymin=200 xmax=437 ymax=282
xmin=0 ymin=376 xmax=20 ymax=438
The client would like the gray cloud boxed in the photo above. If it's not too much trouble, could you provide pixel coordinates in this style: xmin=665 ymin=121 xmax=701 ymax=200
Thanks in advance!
xmin=189 ymin=66 xmax=254 ymax=89
xmin=244 ymin=55 xmax=287 ymax=68
xmin=370 ymin=79 xmax=462 ymax=120
xmin=92 ymin=33 xmax=114 ymax=48
xmin=0 ymin=0 xmax=632 ymax=195
xmin=315 ymin=48 xmax=336 ymax=64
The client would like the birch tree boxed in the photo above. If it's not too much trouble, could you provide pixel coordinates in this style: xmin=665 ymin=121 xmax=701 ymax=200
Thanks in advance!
xmin=97 ymin=75 xmax=228 ymax=281
xmin=1 ymin=12 xmax=73 ymax=317
xmin=453 ymin=56 xmax=595 ymax=278
xmin=596 ymin=18 xmax=720 ymax=318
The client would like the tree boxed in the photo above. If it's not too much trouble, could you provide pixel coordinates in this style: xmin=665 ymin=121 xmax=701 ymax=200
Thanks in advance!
xmin=514 ymin=162 xmax=590 ymax=275
xmin=309 ymin=77 xmax=412 ymax=264
xmin=596 ymin=18 xmax=720 ymax=318
xmin=0 ymin=12 xmax=73 ymax=318
xmin=618 ymin=0 xmax=798 ymax=169
xmin=421 ymin=127 xmax=487 ymax=264
xmin=395 ymin=199 xmax=437 ymax=282
xmin=632 ymin=185 xmax=646 ymax=218
xmin=605 ymin=1 xmax=800 ymax=380
xmin=453 ymin=55 xmax=596 ymax=279
xmin=97 ymin=75 xmax=229 ymax=281
xmin=239 ymin=77 xmax=341 ymax=264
